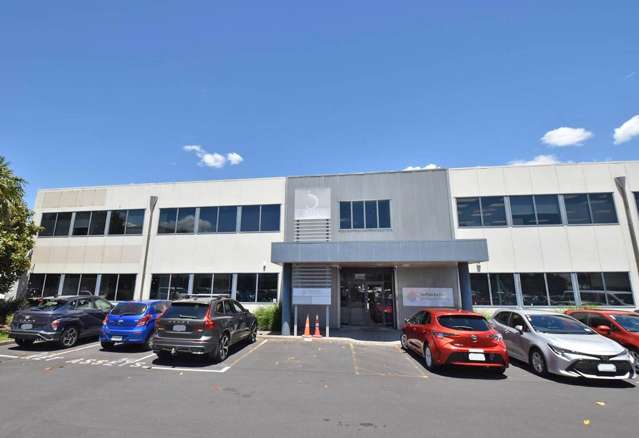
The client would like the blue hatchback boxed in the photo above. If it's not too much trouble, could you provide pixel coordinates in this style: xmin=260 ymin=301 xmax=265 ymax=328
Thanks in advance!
xmin=100 ymin=300 xmax=170 ymax=349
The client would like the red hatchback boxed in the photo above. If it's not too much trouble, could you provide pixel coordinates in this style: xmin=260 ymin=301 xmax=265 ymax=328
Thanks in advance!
xmin=401 ymin=308 xmax=509 ymax=373
xmin=565 ymin=309 xmax=639 ymax=366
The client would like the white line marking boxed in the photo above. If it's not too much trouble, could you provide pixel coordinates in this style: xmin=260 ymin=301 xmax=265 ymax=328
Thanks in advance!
xmin=39 ymin=342 xmax=100 ymax=359
xmin=0 ymin=354 xmax=19 ymax=359
xmin=132 ymin=353 xmax=155 ymax=364
xmin=148 ymin=366 xmax=231 ymax=373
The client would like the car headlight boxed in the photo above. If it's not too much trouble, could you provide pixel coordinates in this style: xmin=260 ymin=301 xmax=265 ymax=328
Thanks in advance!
xmin=547 ymin=344 xmax=581 ymax=358
xmin=612 ymin=349 xmax=632 ymax=361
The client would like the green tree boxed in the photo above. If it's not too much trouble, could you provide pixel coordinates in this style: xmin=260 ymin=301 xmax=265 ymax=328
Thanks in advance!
xmin=0 ymin=156 xmax=39 ymax=294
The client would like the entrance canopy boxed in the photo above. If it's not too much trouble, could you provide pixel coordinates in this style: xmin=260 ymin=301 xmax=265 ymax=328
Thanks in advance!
xmin=271 ymin=240 xmax=488 ymax=264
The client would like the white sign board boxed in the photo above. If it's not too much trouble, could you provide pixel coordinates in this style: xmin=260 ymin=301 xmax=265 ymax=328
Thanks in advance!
xmin=402 ymin=287 xmax=454 ymax=307
xmin=294 ymin=188 xmax=331 ymax=220
xmin=293 ymin=288 xmax=331 ymax=305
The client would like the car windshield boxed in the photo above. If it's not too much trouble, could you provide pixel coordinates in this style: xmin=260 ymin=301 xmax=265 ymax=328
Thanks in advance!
xmin=31 ymin=299 xmax=68 ymax=311
xmin=610 ymin=314 xmax=639 ymax=332
xmin=528 ymin=315 xmax=594 ymax=335
xmin=438 ymin=315 xmax=490 ymax=331
xmin=112 ymin=302 xmax=147 ymax=316
xmin=163 ymin=303 xmax=209 ymax=319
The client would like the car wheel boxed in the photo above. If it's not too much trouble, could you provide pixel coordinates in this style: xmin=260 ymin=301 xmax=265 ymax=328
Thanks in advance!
xmin=630 ymin=348 xmax=639 ymax=367
xmin=14 ymin=338 xmax=34 ymax=347
xmin=143 ymin=335 xmax=153 ymax=351
xmin=400 ymin=334 xmax=409 ymax=350
xmin=211 ymin=333 xmax=230 ymax=363
xmin=59 ymin=327 xmax=79 ymax=348
xmin=157 ymin=350 xmax=172 ymax=362
xmin=101 ymin=341 xmax=114 ymax=350
xmin=248 ymin=324 xmax=257 ymax=344
xmin=529 ymin=348 xmax=548 ymax=376
xmin=423 ymin=345 xmax=439 ymax=371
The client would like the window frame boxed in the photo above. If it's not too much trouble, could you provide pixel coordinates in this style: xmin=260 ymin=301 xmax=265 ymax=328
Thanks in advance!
xmin=339 ymin=200 xmax=392 ymax=230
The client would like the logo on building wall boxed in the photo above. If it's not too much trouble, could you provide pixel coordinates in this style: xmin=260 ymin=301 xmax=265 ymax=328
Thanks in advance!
xmin=402 ymin=287 xmax=454 ymax=307
xmin=294 ymin=188 xmax=331 ymax=220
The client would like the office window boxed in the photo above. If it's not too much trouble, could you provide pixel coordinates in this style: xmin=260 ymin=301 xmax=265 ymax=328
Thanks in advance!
xmin=481 ymin=197 xmax=507 ymax=226
xmin=564 ymin=194 xmax=591 ymax=224
xmin=213 ymin=274 xmax=232 ymax=295
xmin=340 ymin=202 xmax=351 ymax=229
xmin=27 ymin=274 xmax=45 ymax=297
xmin=72 ymin=212 xmax=91 ymax=236
xmin=53 ymin=212 xmax=72 ymax=236
xmin=193 ymin=274 xmax=213 ymax=295
xmin=198 ymin=207 xmax=218 ymax=233
xmin=577 ymin=272 xmax=606 ymax=305
xmin=534 ymin=195 xmax=562 ymax=225
xmin=236 ymin=274 xmax=257 ymax=302
xmin=588 ymin=193 xmax=617 ymax=224
xmin=457 ymin=198 xmax=482 ymax=227
xmin=89 ymin=211 xmax=107 ymax=235
xmin=365 ymin=201 xmax=378 ymax=229
xmin=39 ymin=213 xmax=57 ymax=236
xmin=489 ymin=273 xmax=516 ymax=306
xmin=241 ymin=205 xmax=260 ymax=232
xmin=150 ymin=274 xmax=171 ymax=300
xmin=170 ymin=274 xmax=190 ymax=298
xmin=257 ymin=273 xmax=278 ymax=302
xmin=520 ymin=273 xmax=549 ymax=306
xmin=125 ymin=209 xmax=145 ymax=235
xmin=115 ymin=275 xmax=136 ymax=301
xmin=378 ymin=200 xmax=391 ymax=228
xmin=99 ymin=274 xmax=118 ymax=301
xmin=61 ymin=274 xmax=81 ymax=295
xmin=158 ymin=208 xmax=178 ymax=234
xmin=79 ymin=274 xmax=97 ymax=295
xmin=217 ymin=206 xmax=237 ymax=232
xmin=260 ymin=204 xmax=280 ymax=232
xmin=603 ymin=272 xmax=634 ymax=306
xmin=176 ymin=208 xmax=196 ymax=233
xmin=42 ymin=274 xmax=61 ymax=296
xmin=108 ymin=210 xmax=127 ymax=235
xmin=510 ymin=196 xmax=536 ymax=226
xmin=470 ymin=274 xmax=491 ymax=306
xmin=546 ymin=273 xmax=575 ymax=305
xmin=352 ymin=201 xmax=365 ymax=229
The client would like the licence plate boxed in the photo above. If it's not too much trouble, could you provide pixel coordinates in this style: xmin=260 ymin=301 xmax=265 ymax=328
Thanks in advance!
xmin=110 ymin=336 xmax=123 ymax=342
xmin=597 ymin=363 xmax=616 ymax=373
xmin=20 ymin=323 xmax=33 ymax=330
xmin=172 ymin=324 xmax=187 ymax=332
xmin=468 ymin=353 xmax=486 ymax=361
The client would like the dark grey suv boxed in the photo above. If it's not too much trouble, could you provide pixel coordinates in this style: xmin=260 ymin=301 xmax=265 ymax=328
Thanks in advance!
xmin=152 ymin=296 xmax=257 ymax=362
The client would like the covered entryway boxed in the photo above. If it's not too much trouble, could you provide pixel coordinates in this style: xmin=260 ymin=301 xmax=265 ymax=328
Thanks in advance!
xmin=340 ymin=268 xmax=395 ymax=327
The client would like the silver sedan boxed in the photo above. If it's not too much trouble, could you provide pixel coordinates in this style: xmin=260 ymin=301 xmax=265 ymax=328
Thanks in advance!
xmin=491 ymin=309 xmax=636 ymax=380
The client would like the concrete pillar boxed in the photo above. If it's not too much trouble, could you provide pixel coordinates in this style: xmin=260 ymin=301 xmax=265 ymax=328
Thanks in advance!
xmin=458 ymin=262 xmax=473 ymax=311
xmin=280 ymin=263 xmax=292 ymax=336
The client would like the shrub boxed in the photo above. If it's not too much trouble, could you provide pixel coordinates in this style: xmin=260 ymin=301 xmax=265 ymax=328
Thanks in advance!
xmin=0 ymin=298 xmax=27 ymax=325
xmin=253 ymin=304 xmax=281 ymax=332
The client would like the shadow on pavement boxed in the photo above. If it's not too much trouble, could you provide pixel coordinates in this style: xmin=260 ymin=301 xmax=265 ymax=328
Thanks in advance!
xmin=150 ymin=340 xmax=253 ymax=368
xmin=405 ymin=349 xmax=508 ymax=380
xmin=8 ymin=336 xmax=98 ymax=353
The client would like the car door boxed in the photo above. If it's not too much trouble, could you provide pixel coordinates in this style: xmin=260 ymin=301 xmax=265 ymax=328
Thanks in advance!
xmin=89 ymin=298 xmax=113 ymax=334
xmin=506 ymin=312 xmax=531 ymax=361
xmin=413 ymin=312 xmax=430 ymax=353
xmin=74 ymin=298 xmax=101 ymax=335
xmin=492 ymin=311 xmax=511 ymax=343
xmin=230 ymin=300 xmax=250 ymax=339
xmin=404 ymin=311 xmax=423 ymax=352
xmin=223 ymin=300 xmax=243 ymax=343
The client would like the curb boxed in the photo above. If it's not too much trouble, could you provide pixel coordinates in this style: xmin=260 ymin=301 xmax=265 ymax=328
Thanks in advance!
xmin=258 ymin=334 xmax=400 ymax=347
xmin=0 ymin=339 xmax=14 ymax=346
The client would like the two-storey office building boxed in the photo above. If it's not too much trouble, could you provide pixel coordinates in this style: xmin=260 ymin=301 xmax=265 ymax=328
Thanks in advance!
xmin=22 ymin=161 xmax=639 ymax=335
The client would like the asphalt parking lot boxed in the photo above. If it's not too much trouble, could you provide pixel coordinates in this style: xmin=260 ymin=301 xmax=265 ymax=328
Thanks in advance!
xmin=0 ymin=336 xmax=636 ymax=438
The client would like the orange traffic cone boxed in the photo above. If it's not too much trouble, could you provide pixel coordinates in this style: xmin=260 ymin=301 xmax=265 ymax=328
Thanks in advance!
xmin=313 ymin=314 xmax=322 ymax=338
xmin=303 ymin=314 xmax=311 ymax=337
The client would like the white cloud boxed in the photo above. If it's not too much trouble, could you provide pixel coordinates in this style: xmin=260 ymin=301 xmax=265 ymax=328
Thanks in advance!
xmin=403 ymin=163 xmax=440 ymax=171
xmin=508 ymin=154 xmax=562 ymax=166
xmin=625 ymin=72 xmax=636 ymax=79
xmin=613 ymin=114 xmax=639 ymax=145
xmin=540 ymin=127 xmax=593 ymax=147
xmin=183 ymin=145 xmax=244 ymax=168
xmin=227 ymin=152 xmax=244 ymax=165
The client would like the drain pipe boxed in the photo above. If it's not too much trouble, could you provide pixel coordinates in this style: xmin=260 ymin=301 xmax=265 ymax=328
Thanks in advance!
xmin=139 ymin=196 xmax=158 ymax=299
xmin=614 ymin=177 xmax=639 ymax=274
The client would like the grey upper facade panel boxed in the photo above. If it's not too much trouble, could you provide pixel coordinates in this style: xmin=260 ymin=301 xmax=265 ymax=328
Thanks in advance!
xmin=284 ymin=170 xmax=454 ymax=242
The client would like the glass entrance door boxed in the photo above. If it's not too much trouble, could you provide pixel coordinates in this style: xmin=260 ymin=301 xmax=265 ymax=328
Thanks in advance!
xmin=340 ymin=269 xmax=395 ymax=327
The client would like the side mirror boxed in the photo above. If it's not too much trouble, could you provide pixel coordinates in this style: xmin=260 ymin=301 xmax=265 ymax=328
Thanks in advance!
xmin=595 ymin=325 xmax=611 ymax=336
xmin=514 ymin=325 xmax=524 ymax=334
xmin=404 ymin=318 xmax=410 ymax=324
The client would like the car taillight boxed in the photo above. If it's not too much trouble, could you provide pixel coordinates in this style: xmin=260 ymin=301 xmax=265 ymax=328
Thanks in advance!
xmin=136 ymin=314 xmax=152 ymax=327
xmin=203 ymin=308 xmax=216 ymax=330
xmin=432 ymin=331 xmax=456 ymax=339
xmin=51 ymin=319 xmax=60 ymax=330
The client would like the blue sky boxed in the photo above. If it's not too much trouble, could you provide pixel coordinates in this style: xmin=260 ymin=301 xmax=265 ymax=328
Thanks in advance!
xmin=1 ymin=1 xmax=638 ymax=206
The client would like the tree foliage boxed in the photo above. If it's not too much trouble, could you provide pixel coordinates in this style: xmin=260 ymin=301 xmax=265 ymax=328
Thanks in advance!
xmin=0 ymin=156 xmax=40 ymax=294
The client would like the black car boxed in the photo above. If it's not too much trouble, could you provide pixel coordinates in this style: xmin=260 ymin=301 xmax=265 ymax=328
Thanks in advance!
xmin=153 ymin=296 xmax=257 ymax=362
xmin=10 ymin=295 xmax=114 ymax=348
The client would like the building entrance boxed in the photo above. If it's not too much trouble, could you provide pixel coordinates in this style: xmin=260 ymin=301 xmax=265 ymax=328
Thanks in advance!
xmin=340 ymin=268 xmax=395 ymax=327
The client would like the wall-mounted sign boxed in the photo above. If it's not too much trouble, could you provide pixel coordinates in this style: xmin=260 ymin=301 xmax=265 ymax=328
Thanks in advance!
xmin=402 ymin=287 xmax=454 ymax=307
xmin=293 ymin=287 xmax=331 ymax=305
xmin=294 ymin=188 xmax=331 ymax=220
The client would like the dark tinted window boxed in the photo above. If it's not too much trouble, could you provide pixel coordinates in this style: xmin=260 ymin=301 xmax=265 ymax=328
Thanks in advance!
xmin=89 ymin=211 xmax=107 ymax=235
xmin=39 ymin=213 xmax=57 ymax=236
xmin=546 ymin=273 xmax=574 ymax=305
xmin=520 ymin=273 xmax=548 ymax=306
xmin=125 ymin=209 xmax=144 ymax=235
xmin=72 ymin=212 xmax=91 ymax=235
xmin=164 ymin=303 xmax=209 ymax=319
xmin=158 ymin=208 xmax=177 ymax=234
xmin=481 ymin=197 xmax=507 ymax=226
xmin=236 ymin=273 xmax=257 ymax=302
xmin=613 ymin=314 xmax=639 ymax=332
xmin=112 ymin=302 xmax=147 ymax=315
xmin=534 ymin=195 xmax=561 ymax=225
xmin=217 ymin=206 xmax=237 ymax=232
xmin=193 ymin=274 xmax=212 ymax=295
xmin=339 ymin=202 xmax=351 ymax=229
xmin=170 ymin=274 xmax=190 ymax=299
xmin=260 ymin=204 xmax=280 ymax=232
xmin=150 ymin=274 xmax=170 ymax=300
xmin=115 ymin=274 xmax=136 ymax=301
xmin=240 ymin=205 xmax=260 ymax=232
xmin=232 ymin=300 xmax=246 ymax=312
xmin=223 ymin=300 xmax=234 ymax=314
xmin=33 ymin=299 xmax=69 ymax=311
xmin=257 ymin=273 xmax=278 ymax=303
xmin=213 ymin=274 xmax=232 ymax=295
xmin=410 ymin=311 xmax=427 ymax=325
xmin=457 ymin=198 xmax=481 ymax=227
xmin=198 ymin=207 xmax=218 ymax=233
xmin=27 ymin=274 xmax=45 ymax=297
xmin=61 ymin=274 xmax=81 ymax=295
xmin=510 ymin=196 xmax=536 ymax=225
xmin=54 ymin=212 xmax=72 ymax=236
xmin=99 ymin=274 xmax=118 ymax=300
xmin=587 ymin=314 xmax=611 ymax=329
xmin=365 ymin=201 xmax=378 ymax=229
xmin=577 ymin=272 xmax=606 ymax=305
xmin=603 ymin=272 xmax=634 ymax=305
xmin=509 ymin=313 xmax=528 ymax=330
xmin=564 ymin=194 xmax=591 ymax=224
xmin=176 ymin=208 xmax=196 ymax=233
xmin=42 ymin=274 xmax=61 ymax=297
xmin=489 ymin=273 xmax=517 ymax=306
xmin=470 ymin=274 xmax=491 ymax=305
xmin=378 ymin=200 xmax=391 ymax=228
xmin=352 ymin=201 xmax=364 ymax=229
xmin=438 ymin=315 xmax=489 ymax=331
xmin=569 ymin=312 xmax=589 ymax=324
xmin=494 ymin=312 xmax=511 ymax=325
xmin=79 ymin=274 xmax=97 ymax=295
xmin=589 ymin=193 xmax=617 ymax=224
xmin=215 ymin=301 xmax=225 ymax=314
xmin=528 ymin=314 xmax=593 ymax=335
xmin=108 ymin=210 xmax=127 ymax=235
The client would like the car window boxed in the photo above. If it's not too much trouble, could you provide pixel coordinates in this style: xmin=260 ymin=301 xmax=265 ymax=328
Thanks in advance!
xmin=610 ymin=314 xmax=639 ymax=332
xmin=164 ymin=302 xmax=209 ymax=319
xmin=569 ymin=312 xmax=589 ymax=324
xmin=153 ymin=302 xmax=169 ymax=314
xmin=215 ymin=301 xmax=224 ymax=314
xmin=94 ymin=298 xmax=112 ymax=311
xmin=223 ymin=300 xmax=234 ymax=314
xmin=494 ymin=311 xmax=510 ymax=325
xmin=509 ymin=313 xmax=528 ymax=331
xmin=528 ymin=314 xmax=594 ymax=335
xmin=438 ymin=315 xmax=490 ymax=331
xmin=229 ymin=301 xmax=245 ymax=313
xmin=588 ymin=314 xmax=614 ymax=330
xmin=75 ymin=298 xmax=93 ymax=310
xmin=409 ymin=311 xmax=427 ymax=324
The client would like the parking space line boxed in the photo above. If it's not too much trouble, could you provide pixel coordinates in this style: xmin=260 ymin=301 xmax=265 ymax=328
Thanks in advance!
xmin=132 ymin=353 xmax=156 ymax=364
xmin=349 ymin=342 xmax=360 ymax=375
xmin=0 ymin=354 xmax=19 ymax=359
xmin=40 ymin=342 xmax=101 ymax=359
xmin=400 ymin=348 xmax=429 ymax=379
xmin=149 ymin=366 xmax=231 ymax=373
xmin=227 ymin=339 xmax=268 ymax=368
